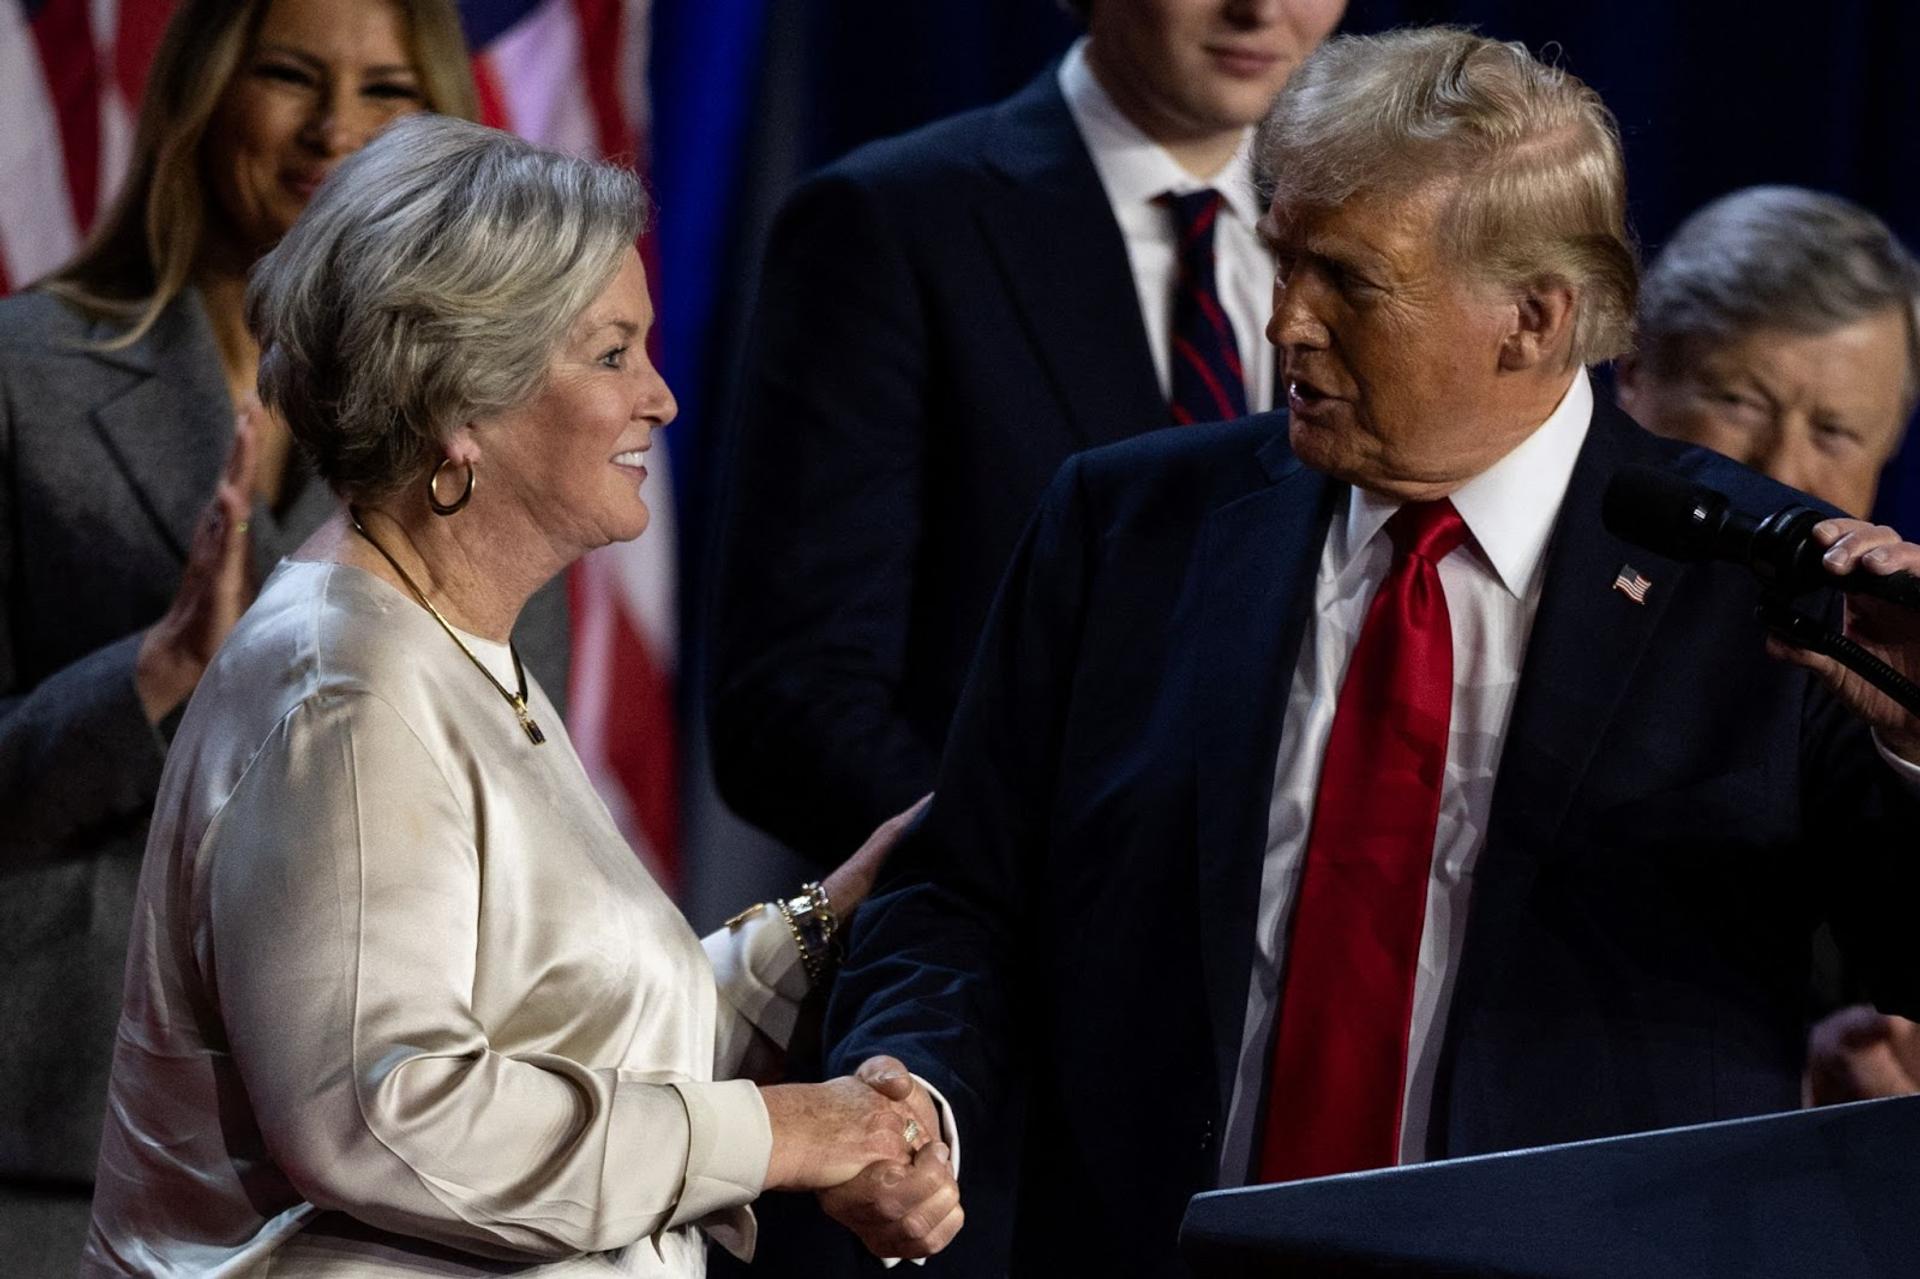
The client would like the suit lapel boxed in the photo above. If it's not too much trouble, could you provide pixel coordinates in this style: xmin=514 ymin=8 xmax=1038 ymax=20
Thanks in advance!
xmin=973 ymin=70 xmax=1166 ymax=449
xmin=1483 ymin=399 xmax=1686 ymax=874
xmin=1192 ymin=429 xmax=1334 ymax=1115
xmin=86 ymin=292 xmax=234 ymax=561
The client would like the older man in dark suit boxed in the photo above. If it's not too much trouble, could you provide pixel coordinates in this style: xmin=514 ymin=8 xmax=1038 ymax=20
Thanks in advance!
xmin=1615 ymin=186 xmax=1920 ymax=1106
xmin=825 ymin=28 xmax=1920 ymax=1277
xmin=711 ymin=0 xmax=1345 ymax=865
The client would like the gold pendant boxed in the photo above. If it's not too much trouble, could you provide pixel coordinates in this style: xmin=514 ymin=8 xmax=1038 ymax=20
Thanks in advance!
xmin=513 ymin=699 xmax=547 ymax=745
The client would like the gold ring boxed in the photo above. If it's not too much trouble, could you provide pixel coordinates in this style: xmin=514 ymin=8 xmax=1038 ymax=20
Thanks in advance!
xmin=235 ymin=519 xmax=251 ymax=535
xmin=903 ymin=1119 xmax=923 ymax=1147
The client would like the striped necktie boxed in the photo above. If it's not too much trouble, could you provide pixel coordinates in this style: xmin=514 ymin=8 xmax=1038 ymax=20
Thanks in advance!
xmin=1160 ymin=188 xmax=1249 ymax=425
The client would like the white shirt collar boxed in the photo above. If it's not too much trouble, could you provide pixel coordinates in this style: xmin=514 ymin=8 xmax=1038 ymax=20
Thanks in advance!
xmin=1339 ymin=369 xmax=1594 ymax=601
xmin=1058 ymin=38 xmax=1263 ymax=228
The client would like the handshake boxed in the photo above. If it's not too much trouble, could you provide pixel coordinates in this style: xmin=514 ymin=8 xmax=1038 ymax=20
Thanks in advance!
xmin=760 ymin=1054 xmax=964 ymax=1260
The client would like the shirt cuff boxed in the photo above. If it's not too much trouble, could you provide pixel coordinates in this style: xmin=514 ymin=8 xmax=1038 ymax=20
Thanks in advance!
xmin=665 ymin=1077 xmax=772 ymax=1229
xmin=703 ymin=905 xmax=810 ymax=1049
xmin=880 ymin=1074 xmax=962 ymax=1269
xmin=1872 ymin=729 xmax=1920 ymax=794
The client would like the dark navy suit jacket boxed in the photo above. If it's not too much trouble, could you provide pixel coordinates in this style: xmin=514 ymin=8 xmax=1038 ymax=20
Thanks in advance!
xmin=710 ymin=68 xmax=1172 ymax=864
xmin=825 ymin=397 xmax=1920 ymax=1277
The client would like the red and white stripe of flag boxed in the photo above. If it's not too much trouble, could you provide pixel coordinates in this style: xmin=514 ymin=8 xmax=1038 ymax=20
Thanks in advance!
xmin=0 ymin=0 xmax=171 ymax=292
xmin=480 ymin=0 xmax=680 ymax=889
xmin=1612 ymin=564 xmax=1653 ymax=604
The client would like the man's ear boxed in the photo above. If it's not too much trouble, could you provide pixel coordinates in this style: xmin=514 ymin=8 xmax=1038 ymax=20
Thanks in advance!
xmin=1498 ymin=277 xmax=1578 ymax=372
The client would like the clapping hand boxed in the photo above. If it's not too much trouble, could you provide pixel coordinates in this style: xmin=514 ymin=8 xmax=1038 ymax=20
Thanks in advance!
xmin=134 ymin=402 xmax=261 ymax=723
xmin=1764 ymin=518 xmax=1920 ymax=762
xmin=817 ymin=1055 xmax=963 ymax=1259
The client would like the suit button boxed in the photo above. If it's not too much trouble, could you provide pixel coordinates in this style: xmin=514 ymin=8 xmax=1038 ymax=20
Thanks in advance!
xmin=1199 ymin=1119 xmax=1214 ymax=1151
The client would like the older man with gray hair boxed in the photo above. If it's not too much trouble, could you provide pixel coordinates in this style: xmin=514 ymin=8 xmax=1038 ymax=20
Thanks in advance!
xmin=825 ymin=26 xmax=1920 ymax=1276
xmin=1618 ymin=185 xmax=1920 ymax=520
xmin=1616 ymin=188 xmax=1920 ymax=1111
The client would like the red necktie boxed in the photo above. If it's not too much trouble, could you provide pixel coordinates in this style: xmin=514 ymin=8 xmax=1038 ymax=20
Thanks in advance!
xmin=1256 ymin=499 xmax=1469 ymax=1182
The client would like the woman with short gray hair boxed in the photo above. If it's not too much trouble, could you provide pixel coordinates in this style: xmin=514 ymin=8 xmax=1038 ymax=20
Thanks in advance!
xmin=82 ymin=115 xmax=961 ymax=1276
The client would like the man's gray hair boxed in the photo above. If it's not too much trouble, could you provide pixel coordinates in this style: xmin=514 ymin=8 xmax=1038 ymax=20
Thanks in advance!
xmin=1637 ymin=185 xmax=1920 ymax=409
xmin=1255 ymin=26 xmax=1637 ymax=367
xmin=248 ymin=114 xmax=647 ymax=503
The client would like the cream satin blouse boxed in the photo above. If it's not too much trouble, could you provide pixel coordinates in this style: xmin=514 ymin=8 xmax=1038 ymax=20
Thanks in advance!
xmin=82 ymin=559 xmax=804 ymax=1277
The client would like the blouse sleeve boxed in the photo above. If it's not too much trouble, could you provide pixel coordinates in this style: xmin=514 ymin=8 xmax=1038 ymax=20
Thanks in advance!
xmin=703 ymin=906 xmax=810 ymax=1078
xmin=202 ymin=691 xmax=769 ymax=1261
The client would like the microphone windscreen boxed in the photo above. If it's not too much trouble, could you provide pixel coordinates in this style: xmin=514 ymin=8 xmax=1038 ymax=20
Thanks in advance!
xmin=1601 ymin=465 xmax=1724 ymax=561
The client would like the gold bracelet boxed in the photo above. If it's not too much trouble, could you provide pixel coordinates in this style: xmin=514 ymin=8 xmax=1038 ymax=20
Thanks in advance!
xmin=773 ymin=896 xmax=827 ymax=987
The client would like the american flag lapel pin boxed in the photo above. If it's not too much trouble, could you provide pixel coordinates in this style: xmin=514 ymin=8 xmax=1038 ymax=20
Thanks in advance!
xmin=1612 ymin=563 xmax=1652 ymax=604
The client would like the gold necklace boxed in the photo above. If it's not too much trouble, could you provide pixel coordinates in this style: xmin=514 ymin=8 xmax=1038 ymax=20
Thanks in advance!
xmin=348 ymin=508 xmax=546 ymax=745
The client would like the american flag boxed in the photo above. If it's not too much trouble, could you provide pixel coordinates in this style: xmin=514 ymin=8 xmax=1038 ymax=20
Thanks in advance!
xmin=1612 ymin=563 xmax=1653 ymax=604
xmin=0 ymin=0 xmax=681 ymax=889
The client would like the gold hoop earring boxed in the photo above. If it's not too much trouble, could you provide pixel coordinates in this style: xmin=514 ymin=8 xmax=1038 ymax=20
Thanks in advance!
xmin=427 ymin=458 xmax=475 ymax=516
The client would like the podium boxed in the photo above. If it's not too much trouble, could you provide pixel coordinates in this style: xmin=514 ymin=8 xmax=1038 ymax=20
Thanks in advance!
xmin=1180 ymin=1097 xmax=1920 ymax=1277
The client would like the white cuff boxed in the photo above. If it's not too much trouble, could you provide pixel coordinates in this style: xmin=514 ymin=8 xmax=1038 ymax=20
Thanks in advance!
xmin=880 ymin=1074 xmax=963 ymax=1269
xmin=1872 ymin=729 xmax=1920 ymax=794
xmin=704 ymin=905 xmax=810 ymax=1050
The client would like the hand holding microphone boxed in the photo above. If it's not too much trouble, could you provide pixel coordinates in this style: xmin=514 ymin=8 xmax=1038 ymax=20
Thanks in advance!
xmin=1603 ymin=466 xmax=1920 ymax=760
xmin=1773 ymin=517 xmax=1920 ymax=761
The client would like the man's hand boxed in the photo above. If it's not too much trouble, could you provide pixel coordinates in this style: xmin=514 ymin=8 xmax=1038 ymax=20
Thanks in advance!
xmin=1764 ymin=518 xmax=1920 ymax=762
xmin=818 ymin=1139 xmax=963 ymax=1259
xmin=853 ymin=1054 xmax=941 ymax=1147
xmin=1807 ymin=1005 xmax=1920 ymax=1105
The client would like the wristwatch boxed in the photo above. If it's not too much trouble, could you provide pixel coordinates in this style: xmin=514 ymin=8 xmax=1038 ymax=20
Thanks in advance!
xmin=727 ymin=881 xmax=842 ymax=987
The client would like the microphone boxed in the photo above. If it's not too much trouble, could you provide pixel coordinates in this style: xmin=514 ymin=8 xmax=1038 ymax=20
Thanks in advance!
xmin=1601 ymin=465 xmax=1920 ymax=610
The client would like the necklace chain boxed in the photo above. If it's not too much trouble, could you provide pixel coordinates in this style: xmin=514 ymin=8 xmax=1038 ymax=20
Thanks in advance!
xmin=348 ymin=509 xmax=546 ymax=746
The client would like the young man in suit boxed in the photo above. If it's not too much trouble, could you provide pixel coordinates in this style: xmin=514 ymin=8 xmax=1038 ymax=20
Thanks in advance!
xmin=825 ymin=29 xmax=1920 ymax=1276
xmin=710 ymin=0 xmax=1344 ymax=864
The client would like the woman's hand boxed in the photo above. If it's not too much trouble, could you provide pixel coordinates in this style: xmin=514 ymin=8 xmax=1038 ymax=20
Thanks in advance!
xmin=134 ymin=405 xmax=260 ymax=724
xmin=816 ymin=1054 xmax=962 ymax=1258
xmin=759 ymin=1069 xmax=927 ymax=1192
xmin=820 ymin=794 xmax=931 ymax=918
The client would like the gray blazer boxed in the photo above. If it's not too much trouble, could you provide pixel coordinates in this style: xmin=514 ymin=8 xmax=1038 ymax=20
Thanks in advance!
xmin=0 ymin=288 xmax=571 ymax=1187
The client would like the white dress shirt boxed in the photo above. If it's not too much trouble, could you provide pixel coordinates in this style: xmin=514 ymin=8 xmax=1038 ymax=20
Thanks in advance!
xmin=1217 ymin=371 xmax=1596 ymax=1184
xmin=1058 ymin=39 xmax=1276 ymax=415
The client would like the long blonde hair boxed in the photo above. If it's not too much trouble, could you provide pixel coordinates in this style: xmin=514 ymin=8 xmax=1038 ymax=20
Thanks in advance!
xmin=39 ymin=0 xmax=477 ymax=349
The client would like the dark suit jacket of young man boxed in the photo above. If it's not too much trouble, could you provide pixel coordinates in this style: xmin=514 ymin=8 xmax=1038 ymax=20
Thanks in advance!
xmin=823 ymin=396 xmax=1920 ymax=1277
xmin=710 ymin=66 xmax=1177 ymax=864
